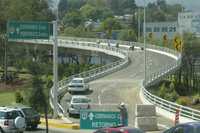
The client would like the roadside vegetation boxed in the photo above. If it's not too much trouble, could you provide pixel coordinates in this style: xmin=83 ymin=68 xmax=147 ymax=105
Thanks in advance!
xmin=148 ymin=33 xmax=200 ymax=110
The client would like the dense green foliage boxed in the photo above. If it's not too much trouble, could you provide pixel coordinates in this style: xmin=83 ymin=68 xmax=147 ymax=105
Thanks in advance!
xmin=0 ymin=0 xmax=54 ymax=33
xmin=150 ymin=33 xmax=200 ymax=107
xmin=146 ymin=0 xmax=183 ymax=22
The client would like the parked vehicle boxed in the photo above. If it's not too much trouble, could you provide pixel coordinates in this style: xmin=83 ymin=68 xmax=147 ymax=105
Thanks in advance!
xmin=163 ymin=122 xmax=200 ymax=133
xmin=0 ymin=107 xmax=26 ymax=133
xmin=67 ymin=95 xmax=91 ymax=116
xmin=94 ymin=126 xmax=144 ymax=133
xmin=10 ymin=106 xmax=40 ymax=130
xmin=68 ymin=78 xmax=89 ymax=93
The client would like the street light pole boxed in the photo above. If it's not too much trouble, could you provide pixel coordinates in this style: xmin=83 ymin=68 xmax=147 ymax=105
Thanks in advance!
xmin=3 ymin=35 xmax=7 ymax=84
xmin=143 ymin=0 xmax=147 ymax=83
xmin=138 ymin=8 xmax=140 ymax=42
xmin=53 ymin=5 xmax=59 ymax=117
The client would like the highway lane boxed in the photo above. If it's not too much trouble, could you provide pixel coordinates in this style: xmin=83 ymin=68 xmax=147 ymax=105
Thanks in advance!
xmin=60 ymin=49 xmax=176 ymax=128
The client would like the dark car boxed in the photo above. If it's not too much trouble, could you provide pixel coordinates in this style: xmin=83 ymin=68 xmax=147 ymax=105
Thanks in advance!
xmin=11 ymin=107 xmax=40 ymax=129
xmin=163 ymin=122 xmax=200 ymax=133
xmin=94 ymin=127 xmax=144 ymax=133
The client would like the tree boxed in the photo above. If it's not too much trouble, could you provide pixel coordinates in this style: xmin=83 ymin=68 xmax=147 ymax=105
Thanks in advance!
xmin=107 ymin=0 xmax=122 ymax=15
xmin=58 ymin=0 xmax=68 ymax=19
xmin=122 ymin=0 xmax=137 ymax=14
xmin=29 ymin=76 xmax=47 ymax=113
xmin=63 ymin=11 xmax=83 ymax=27
xmin=7 ymin=0 xmax=54 ymax=21
xmin=146 ymin=0 xmax=183 ymax=22
xmin=80 ymin=4 xmax=96 ymax=20
xmin=101 ymin=17 xmax=122 ymax=38
xmin=15 ymin=91 xmax=24 ymax=103
xmin=67 ymin=0 xmax=86 ymax=10
xmin=119 ymin=29 xmax=137 ymax=41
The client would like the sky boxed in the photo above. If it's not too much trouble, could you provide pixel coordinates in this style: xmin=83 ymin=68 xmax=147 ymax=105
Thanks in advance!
xmin=135 ymin=0 xmax=200 ymax=11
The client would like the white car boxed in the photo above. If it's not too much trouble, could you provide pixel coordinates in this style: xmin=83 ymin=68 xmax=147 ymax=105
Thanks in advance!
xmin=68 ymin=95 xmax=91 ymax=116
xmin=68 ymin=78 xmax=89 ymax=93
xmin=0 ymin=107 xmax=26 ymax=133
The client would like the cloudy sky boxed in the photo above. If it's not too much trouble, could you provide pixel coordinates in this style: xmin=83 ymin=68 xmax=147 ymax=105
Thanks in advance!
xmin=135 ymin=0 xmax=200 ymax=11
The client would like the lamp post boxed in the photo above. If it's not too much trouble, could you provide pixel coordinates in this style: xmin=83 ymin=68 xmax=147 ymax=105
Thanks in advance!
xmin=143 ymin=0 xmax=147 ymax=83
xmin=138 ymin=8 xmax=141 ymax=42
xmin=53 ymin=2 xmax=59 ymax=117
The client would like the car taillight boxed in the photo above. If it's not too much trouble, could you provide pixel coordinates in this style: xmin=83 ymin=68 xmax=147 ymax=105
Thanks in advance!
xmin=4 ymin=120 xmax=9 ymax=126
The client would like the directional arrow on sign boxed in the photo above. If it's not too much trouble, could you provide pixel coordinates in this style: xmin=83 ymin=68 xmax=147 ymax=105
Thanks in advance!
xmin=89 ymin=112 xmax=94 ymax=121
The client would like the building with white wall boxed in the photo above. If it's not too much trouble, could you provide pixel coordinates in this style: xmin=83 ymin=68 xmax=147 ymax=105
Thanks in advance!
xmin=145 ymin=21 xmax=178 ymax=39
xmin=178 ymin=12 xmax=200 ymax=37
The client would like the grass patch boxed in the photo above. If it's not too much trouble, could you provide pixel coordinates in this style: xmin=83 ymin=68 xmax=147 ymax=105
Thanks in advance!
xmin=0 ymin=91 xmax=16 ymax=106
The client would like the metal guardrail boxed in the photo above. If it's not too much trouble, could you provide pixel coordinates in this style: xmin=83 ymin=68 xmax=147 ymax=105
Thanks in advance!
xmin=17 ymin=37 xmax=200 ymax=121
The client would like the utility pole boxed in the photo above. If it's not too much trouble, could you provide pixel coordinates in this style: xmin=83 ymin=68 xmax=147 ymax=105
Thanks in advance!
xmin=52 ymin=0 xmax=60 ymax=119
xmin=3 ymin=35 xmax=7 ymax=84
xmin=143 ymin=0 xmax=146 ymax=83
xmin=138 ymin=8 xmax=141 ymax=42
xmin=53 ymin=9 xmax=59 ymax=118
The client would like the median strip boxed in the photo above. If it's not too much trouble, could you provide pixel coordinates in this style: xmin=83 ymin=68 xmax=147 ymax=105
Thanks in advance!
xmin=40 ymin=118 xmax=80 ymax=129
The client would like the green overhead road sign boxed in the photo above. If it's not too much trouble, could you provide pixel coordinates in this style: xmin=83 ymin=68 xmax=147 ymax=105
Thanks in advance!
xmin=80 ymin=110 xmax=122 ymax=129
xmin=7 ymin=21 xmax=53 ymax=39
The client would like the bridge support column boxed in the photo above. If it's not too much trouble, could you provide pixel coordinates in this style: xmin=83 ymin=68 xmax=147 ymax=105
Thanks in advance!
xmin=79 ymin=55 xmax=88 ymax=64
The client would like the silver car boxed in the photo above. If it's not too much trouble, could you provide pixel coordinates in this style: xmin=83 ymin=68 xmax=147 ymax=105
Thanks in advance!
xmin=68 ymin=78 xmax=89 ymax=93
xmin=67 ymin=95 xmax=91 ymax=116
xmin=0 ymin=107 xmax=25 ymax=133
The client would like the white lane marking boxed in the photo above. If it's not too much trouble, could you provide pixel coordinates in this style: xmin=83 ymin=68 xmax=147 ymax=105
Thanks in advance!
xmin=98 ymin=95 xmax=101 ymax=105
xmin=97 ymin=84 xmax=114 ymax=105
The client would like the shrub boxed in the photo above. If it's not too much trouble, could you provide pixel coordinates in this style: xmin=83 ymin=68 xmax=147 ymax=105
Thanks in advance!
xmin=158 ymin=83 xmax=166 ymax=98
xmin=15 ymin=91 xmax=23 ymax=103
xmin=176 ymin=97 xmax=190 ymax=106
xmin=164 ymin=90 xmax=179 ymax=102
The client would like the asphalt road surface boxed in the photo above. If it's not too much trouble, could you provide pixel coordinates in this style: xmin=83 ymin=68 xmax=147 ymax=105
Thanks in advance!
xmin=60 ymin=49 xmax=176 ymax=128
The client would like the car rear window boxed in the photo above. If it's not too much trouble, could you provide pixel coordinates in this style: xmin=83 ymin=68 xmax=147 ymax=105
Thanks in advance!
xmin=73 ymin=98 xmax=89 ymax=103
xmin=22 ymin=108 xmax=37 ymax=116
xmin=0 ymin=111 xmax=20 ymax=119
xmin=0 ymin=111 xmax=6 ymax=119
xmin=72 ymin=79 xmax=83 ymax=84
xmin=110 ymin=131 xmax=121 ymax=133
xmin=69 ymin=84 xmax=84 ymax=87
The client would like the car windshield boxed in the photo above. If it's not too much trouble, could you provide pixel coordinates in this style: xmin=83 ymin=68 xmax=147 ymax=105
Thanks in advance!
xmin=22 ymin=108 xmax=37 ymax=116
xmin=72 ymin=98 xmax=89 ymax=103
xmin=71 ymin=79 xmax=83 ymax=84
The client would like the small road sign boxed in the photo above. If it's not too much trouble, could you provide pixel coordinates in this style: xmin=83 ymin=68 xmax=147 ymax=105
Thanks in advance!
xmin=80 ymin=110 xmax=121 ymax=129
xmin=7 ymin=20 xmax=53 ymax=40
xmin=173 ymin=36 xmax=183 ymax=51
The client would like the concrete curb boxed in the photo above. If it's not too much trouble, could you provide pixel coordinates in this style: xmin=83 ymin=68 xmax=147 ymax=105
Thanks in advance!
xmin=40 ymin=118 xmax=80 ymax=130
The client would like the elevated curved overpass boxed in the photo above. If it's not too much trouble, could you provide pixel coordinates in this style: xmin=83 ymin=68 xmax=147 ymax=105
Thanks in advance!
xmin=15 ymin=37 xmax=182 ymax=130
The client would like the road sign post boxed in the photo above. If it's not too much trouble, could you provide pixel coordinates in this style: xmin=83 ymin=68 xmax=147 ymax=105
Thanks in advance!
xmin=80 ymin=110 xmax=124 ymax=129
